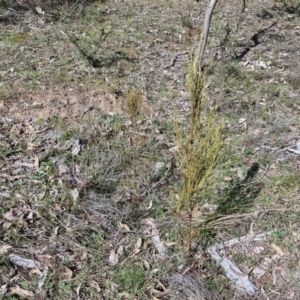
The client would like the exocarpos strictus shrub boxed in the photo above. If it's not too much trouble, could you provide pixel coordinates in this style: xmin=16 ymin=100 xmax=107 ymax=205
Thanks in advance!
xmin=172 ymin=39 xmax=223 ymax=255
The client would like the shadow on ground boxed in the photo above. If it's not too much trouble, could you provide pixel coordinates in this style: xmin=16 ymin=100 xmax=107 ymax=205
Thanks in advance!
xmin=215 ymin=162 xmax=263 ymax=216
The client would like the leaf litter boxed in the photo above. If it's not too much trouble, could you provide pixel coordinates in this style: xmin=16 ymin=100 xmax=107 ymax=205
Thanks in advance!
xmin=0 ymin=0 xmax=300 ymax=299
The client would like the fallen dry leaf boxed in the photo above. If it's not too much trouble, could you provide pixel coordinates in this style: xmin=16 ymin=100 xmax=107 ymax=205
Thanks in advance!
xmin=253 ymin=246 xmax=264 ymax=254
xmin=149 ymin=287 xmax=165 ymax=296
xmin=118 ymin=292 xmax=131 ymax=299
xmin=109 ymin=249 xmax=118 ymax=266
xmin=0 ymin=244 xmax=12 ymax=256
xmin=88 ymin=280 xmax=101 ymax=292
xmin=134 ymin=238 xmax=142 ymax=251
xmin=71 ymin=139 xmax=81 ymax=156
xmin=223 ymin=176 xmax=232 ymax=182
xmin=292 ymin=231 xmax=300 ymax=242
xmin=43 ymin=256 xmax=54 ymax=268
xmin=80 ymin=251 xmax=88 ymax=261
xmin=70 ymin=188 xmax=79 ymax=204
xmin=143 ymin=259 xmax=150 ymax=270
xmin=118 ymin=222 xmax=131 ymax=232
xmin=76 ymin=283 xmax=81 ymax=299
xmin=4 ymin=210 xmax=19 ymax=221
xmin=253 ymin=128 xmax=260 ymax=136
xmin=270 ymin=243 xmax=285 ymax=256
xmin=60 ymin=267 xmax=73 ymax=281
xmin=9 ymin=286 xmax=34 ymax=298
xmin=165 ymin=242 xmax=176 ymax=248
xmin=33 ymin=156 xmax=39 ymax=168
xmin=31 ymin=268 xmax=43 ymax=276
xmin=129 ymin=237 xmax=142 ymax=258
xmin=117 ymin=245 xmax=124 ymax=256
xmin=153 ymin=278 xmax=168 ymax=292
xmin=0 ymin=284 xmax=8 ymax=295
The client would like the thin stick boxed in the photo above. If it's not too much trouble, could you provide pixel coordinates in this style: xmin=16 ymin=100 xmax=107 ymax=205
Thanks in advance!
xmin=200 ymin=0 xmax=219 ymax=65
xmin=164 ymin=51 xmax=189 ymax=69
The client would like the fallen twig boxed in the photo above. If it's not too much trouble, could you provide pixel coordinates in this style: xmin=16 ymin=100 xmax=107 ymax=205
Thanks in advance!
xmin=164 ymin=51 xmax=189 ymax=69
xmin=207 ymin=230 xmax=272 ymax=295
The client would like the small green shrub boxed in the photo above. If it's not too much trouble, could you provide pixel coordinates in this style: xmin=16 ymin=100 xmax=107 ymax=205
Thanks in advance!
xmin=172 ymin=40 xmax=223 ymax=254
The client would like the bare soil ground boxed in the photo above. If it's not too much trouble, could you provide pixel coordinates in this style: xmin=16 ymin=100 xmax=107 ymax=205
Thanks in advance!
xmin=1 ymin=0 xmax=300 ymax=299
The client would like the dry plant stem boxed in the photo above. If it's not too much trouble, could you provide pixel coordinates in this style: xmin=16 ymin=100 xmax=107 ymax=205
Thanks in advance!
xmin=200 ymin=0 xmax=247 ymax=65
xmin=200 ymin=0 xmax=219 ymax=65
